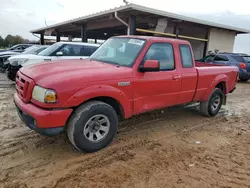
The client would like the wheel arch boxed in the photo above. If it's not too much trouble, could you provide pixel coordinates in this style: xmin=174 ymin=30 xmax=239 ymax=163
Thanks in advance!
xmin=65 ymin=85 xmax=132 ymax=119
xmin=201 ymin=74 xmax=228 ymax=102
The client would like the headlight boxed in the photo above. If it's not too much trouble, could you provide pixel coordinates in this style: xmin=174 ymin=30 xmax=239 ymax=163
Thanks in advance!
xmin=32 ymin=85 xmax=57 ymax=103
xmin=9 ymin=58 xmax=28 ymax=66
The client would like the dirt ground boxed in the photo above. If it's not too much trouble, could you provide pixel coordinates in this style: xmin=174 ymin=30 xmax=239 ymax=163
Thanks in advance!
xmin=1 ymin=73 xmax=250 ymax=188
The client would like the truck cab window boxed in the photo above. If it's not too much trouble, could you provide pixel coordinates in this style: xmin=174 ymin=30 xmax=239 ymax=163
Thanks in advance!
xmin=179 ymin=45 xmax=193 ymax=68
xmin=143 ymin=43 xmax=175 ymax=70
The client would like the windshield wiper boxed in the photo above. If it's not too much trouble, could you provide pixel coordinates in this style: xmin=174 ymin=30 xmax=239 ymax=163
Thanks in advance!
xmin=90 ymin=58 xmax=120 ymax=67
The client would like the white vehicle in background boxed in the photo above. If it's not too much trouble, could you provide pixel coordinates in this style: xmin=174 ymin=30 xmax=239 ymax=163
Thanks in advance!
xmin=8 ymin=42 xmax=100 ymax=67
xmin=0 ymin=45 xmax=49 ymax=71
xmin=6 ymin=42 xmax=100 ymax=81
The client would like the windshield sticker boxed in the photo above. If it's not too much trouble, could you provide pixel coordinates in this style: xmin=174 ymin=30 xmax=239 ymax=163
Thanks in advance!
xmin=128 ymin=39 xmax=145 ymax=46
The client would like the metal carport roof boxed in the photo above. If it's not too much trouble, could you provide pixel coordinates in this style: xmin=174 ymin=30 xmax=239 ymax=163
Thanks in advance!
xmin=30 ymin=3 xmax=250 ymax=34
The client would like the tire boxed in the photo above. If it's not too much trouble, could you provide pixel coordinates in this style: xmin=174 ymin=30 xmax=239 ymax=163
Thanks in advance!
xmin=5 ymin=68 xmax=15 ymax=81
xmin=67 ymin=101 xmax=118 ymax=153
xmin=200 ymin=88 xmax=224 ymax=117
xmin=239 ymin=78 xmax=249 ymax=82
xmin=7 ymin=72 xmax=16 ymax=82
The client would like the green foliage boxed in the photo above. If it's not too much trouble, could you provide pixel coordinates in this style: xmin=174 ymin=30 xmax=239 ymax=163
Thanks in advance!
xmin=0 ymin=35 xmax=35 ymax=48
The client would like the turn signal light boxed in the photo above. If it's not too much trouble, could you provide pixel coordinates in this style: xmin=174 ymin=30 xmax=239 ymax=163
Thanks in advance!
xmin=239 ymin=62 xmax=246 ymax=69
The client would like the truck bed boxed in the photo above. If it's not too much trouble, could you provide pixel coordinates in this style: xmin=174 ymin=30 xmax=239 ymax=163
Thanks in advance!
xmin=195 ymin=61 xmax=225 ymax=67
xmin=194 ymin=62 xmax=238 ymax=101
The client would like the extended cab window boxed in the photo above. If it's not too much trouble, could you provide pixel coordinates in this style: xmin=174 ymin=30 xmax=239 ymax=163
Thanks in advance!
xmin=179 ymin=45 xmax=193 ymax=68
xmin=143 ymin=43 xmax=175 ymax=70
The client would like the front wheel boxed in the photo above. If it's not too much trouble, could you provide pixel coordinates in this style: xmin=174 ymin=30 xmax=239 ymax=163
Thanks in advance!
xmin=200 ymin=88 xmax=224 ymax=117
xmin=67 ymin=101 xmax=118 ymax=153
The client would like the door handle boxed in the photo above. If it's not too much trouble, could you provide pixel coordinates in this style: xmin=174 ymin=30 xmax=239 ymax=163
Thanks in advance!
xmin=172 ymin=75 xmax=181 ymax=80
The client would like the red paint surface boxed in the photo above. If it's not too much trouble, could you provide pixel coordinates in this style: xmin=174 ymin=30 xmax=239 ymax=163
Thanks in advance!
xmin=14 ymin=93 xmax=72 ymax=128
xmin=15 ymin=36 xmax=238 ymax=129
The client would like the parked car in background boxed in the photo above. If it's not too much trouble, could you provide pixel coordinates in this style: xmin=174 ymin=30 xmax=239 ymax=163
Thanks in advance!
xmin=14 ymin=36 xmax=238 ymax=152
xmin=197 ymin=52 xmax=250 ymax=82
xmin=6 ymin=42 xmax=100 ymax=81
xmin=0 ymin=44 xmax=33 ymax=53
xmin=5 ymin=45 xmax=49 ymax=80
xmin=0 ymin=45 xmax=49 ymax=71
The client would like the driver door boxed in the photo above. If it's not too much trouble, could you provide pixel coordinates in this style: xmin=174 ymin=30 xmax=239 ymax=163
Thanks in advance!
xmin=133 ymin=42 xmax=181 ymax=115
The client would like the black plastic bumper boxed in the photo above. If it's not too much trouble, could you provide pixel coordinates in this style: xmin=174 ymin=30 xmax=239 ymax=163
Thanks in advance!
xmin=15 ymin=103 xmax=64 ymax=137
xmin=6 ymin=65 xmax=21 ymax=81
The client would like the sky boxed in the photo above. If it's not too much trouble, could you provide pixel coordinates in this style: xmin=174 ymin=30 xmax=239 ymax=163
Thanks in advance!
xmin=0 ymin=0 xmax=250 ymax=53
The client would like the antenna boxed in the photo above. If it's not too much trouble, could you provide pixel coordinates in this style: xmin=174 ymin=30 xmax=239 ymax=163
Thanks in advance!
xmin=123 ymin=0 xmax=129 ymax=5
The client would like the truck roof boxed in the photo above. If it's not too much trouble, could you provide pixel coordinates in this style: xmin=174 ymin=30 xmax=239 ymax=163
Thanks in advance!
xmin=116 ymin=35 xmax=190 ymax=45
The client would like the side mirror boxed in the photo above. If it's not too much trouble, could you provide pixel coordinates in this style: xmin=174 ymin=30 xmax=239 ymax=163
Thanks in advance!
xmin=139 ymin=60 xmax=160 ymax=72
xmin=56 ymin=51 xmax=63 ymax=56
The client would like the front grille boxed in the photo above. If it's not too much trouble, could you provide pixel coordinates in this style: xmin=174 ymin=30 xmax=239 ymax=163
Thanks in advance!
xmin=16 ymin=71 xmax=35 ymax=103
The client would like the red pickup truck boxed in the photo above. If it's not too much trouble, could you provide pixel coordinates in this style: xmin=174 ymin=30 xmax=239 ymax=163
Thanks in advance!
xmin=14 ymin=36 xmax=238 ymax=152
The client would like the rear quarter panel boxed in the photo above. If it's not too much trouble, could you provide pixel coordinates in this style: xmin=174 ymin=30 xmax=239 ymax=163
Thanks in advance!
xmin=194 ymin=66 xmax=238 ymax=101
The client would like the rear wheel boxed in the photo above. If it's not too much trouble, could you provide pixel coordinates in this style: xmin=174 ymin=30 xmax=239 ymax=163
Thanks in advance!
xmin=200 ymin=88 xmax=224 ymax=117
xmin=67 ymin=101 xmax=118 ymax=153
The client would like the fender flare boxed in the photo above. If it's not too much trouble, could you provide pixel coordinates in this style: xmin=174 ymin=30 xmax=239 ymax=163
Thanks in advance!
xmin=64 ymin=85 xmax=132 ymax=118
xmin=201 ymin=74 xmax=228 ymax=101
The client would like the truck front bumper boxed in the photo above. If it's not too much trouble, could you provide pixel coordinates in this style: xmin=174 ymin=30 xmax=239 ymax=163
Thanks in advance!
xmin=14 ymin=93 xmax=73 ymax=136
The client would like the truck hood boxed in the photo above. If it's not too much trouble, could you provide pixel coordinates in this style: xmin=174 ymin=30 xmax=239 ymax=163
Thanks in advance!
xmin=20 ymin=59 xmax=133 ymax=87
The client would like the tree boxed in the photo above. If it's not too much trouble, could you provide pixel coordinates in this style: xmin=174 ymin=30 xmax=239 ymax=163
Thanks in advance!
xmin=4 ymin=34 xmax=15 ymax=47
xmin=13 ymin=35 xmax=24 ymax=44
xmin=0 ymin=36 xmax=4 ymax=47
xmin=0 ymin=34 xmax=34 ymax=48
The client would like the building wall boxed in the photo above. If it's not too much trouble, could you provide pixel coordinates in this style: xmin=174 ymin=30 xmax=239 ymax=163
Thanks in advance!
xmin=178 ymin=23 xmax=208 ymax=59
xmin=207 ymin=28 xmax=236 ymax=53
xmin=188 ymin=40 xmax=206 ymax=60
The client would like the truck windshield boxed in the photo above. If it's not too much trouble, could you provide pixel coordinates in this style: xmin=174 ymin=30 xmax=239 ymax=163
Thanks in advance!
xmin=23 ymin=46 xmax=48 ymax=55
xmin=89 ymin=37 xmax=146 ymax=67
xmin=9 ymin=44 xmax=20 ymax=50
xmin=38 ymin=43 xmax=63 ymax=56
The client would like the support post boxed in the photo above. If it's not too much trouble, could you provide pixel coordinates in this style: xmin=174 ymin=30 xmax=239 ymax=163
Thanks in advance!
xmin=95 ymin=38 xmax=97 ymax=43
xmin=40 ymin=33 xmax=44 ymax=45
xmin=174 ymin=23 xmax=179 ymax=38
xmin=56 ymin=31 xmax=61 ymax=42
xmin=203 ymin=30 xmax=209 ymax=56
xmin=129 ymin=15 xmax=136 ymax=35
xmin=81 ymin=24 xmax=87 ymax=42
